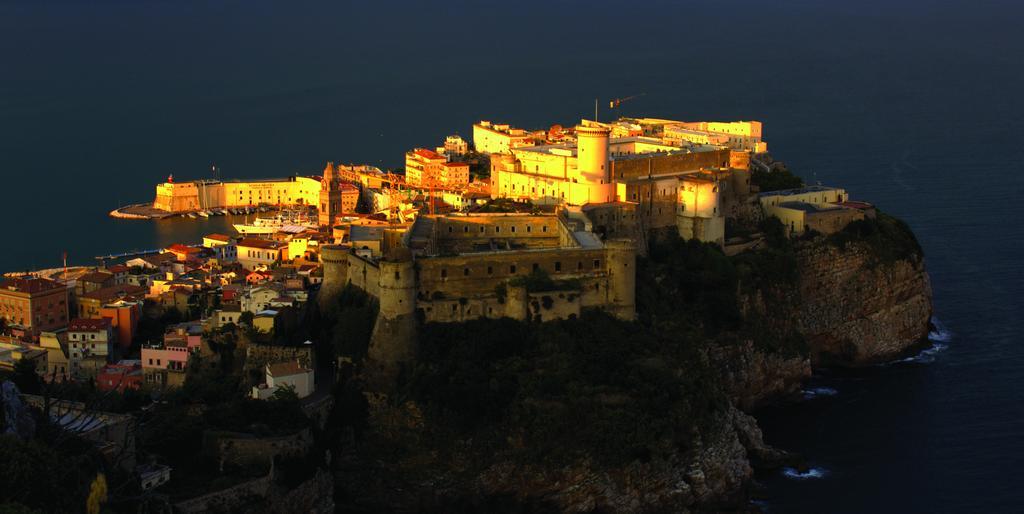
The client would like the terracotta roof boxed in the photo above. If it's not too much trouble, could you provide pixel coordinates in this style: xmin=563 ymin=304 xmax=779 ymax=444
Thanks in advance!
xmin=69 ymin=318 xmax=111 ymax=332
xmin=106 ymin=265 xmax=129 ymax=273
xmin=238 ymin=238 xmax=288 ymax=250
xmin=412 ymin=148 xmax=443 ymax=160
xmin=0 ymin=277 xmax=65 ymax=295
xmin=80 ymin=285 xmax=148 ymax=302
xmin=267 ymin=361 xmax=310 ymax=378
xmin=79 ymin=271 xmax=114 ymax=284
xmin=204 ymin=233 xmax=233 ymax=242
xmin=167 ymin=244 xmax=202 ymax=254
xmin=441 ymin=161 xmax=469 ymax=167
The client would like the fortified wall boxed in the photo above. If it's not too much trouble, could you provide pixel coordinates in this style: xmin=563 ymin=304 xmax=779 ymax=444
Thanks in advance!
xmin=153 ymin=176 xmax=322 ymax=212
xmin=319 ymin=213 xmax=636 ymax=373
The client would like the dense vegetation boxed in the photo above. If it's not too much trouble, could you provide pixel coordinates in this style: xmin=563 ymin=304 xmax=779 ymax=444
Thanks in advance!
xmin=405 ymin=312 xmax=724 ymax=466
xmin=388 ymin=232 xmax=819 ymax=469
xmin=751 ymin=162 xmax=804 ymax=192
xmin=827 ymin=211 xmax=924 ymax=264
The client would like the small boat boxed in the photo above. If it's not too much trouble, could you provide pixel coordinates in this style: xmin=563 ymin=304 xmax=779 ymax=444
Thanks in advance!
xmin=186 ymin=213 xmax=197 ymax=219
xmin=198 ymin=211 xmax=210 ymax=218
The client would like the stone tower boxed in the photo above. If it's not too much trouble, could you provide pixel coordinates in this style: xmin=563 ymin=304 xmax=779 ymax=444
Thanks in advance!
xmin=318 ymin=244 xmax=351 ymax=312
xmin=366 ymin=249 xmax=418 ymax=382
xmin=319 ymin=162 xmax=343 ymax=228
xmin=603 ymin=239 xmax=637 ymax=321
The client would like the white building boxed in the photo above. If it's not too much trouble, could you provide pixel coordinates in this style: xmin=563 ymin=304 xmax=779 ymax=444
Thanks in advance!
xmin=251 ymin=361 xmax=314 ymax=400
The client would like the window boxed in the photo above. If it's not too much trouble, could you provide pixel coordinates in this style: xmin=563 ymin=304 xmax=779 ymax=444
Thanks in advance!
xmin=555 ymin=261 xmax=562 ymax=272
xmin=510 ymin=226 xmax=516 ymax=233
xmin=542 ymin=226 xmax=547 ymax=232
xmin=593 ymin=259 xmax=601 ymax=269
xmin=487 ymin=266 xmax=493 ymax=275
xmin=577 ymin=261 xmax=583 ymax=271
xmin=448 ymin=226 xmax=453 ymax=233
xmin=441 ymin=269 xmax=448 ymax=278
xmin=532 ymin=263 xmax=539 ymax=272
xmin=394 ymin=271 xmax=401 ymax=280
xmin=463 ymin=268 xmax=470 ymax=276
xmin=526 ymin=225 xmax=531 ymax=233
xmin=509 ymin=265 xmax=517 ymax=274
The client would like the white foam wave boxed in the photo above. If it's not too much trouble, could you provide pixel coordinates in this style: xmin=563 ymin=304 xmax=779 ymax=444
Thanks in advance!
xmin=802 ymin=387 xmax=838 ymax=400
xmin=898 ymin=343 xmax=948 ymax=364
xmin=928 ymin=317 xmax=953 ymax=343
xmin=782 ymin=466 xmax=829 ymax=480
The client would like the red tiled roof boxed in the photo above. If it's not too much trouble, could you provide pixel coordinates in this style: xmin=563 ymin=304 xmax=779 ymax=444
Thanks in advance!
xmin=204 ymin=233 xmax=233 ymax=242
xmin=412 ymin=148 xmax=443 ymax=160
xmin=69 ymin=318 xmax=112 ymax=332
xmin=106 ymin=265 xmax=129 ymax=273
xmin=79 ymin=271 xmax=114 ymax=284
xmin=267 ymin=361 xmax=310 ymax=377
xmin=167 ymin=244 xmax=202 ymax=254
xmin=80 ymin=285 xmax=148 ymax=302
xmin=238 ymin=238 xmax=288 ymax=250
xmin=0 ymin=277 xmax=65 ymax=295
xmin=441 ymin=161 xmax=469 ymax=167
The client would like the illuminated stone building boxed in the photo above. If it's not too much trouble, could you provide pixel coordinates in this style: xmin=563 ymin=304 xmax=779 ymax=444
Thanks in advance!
xmin=319 ymin=164 xmax=361 ymax=227
xmin=0 ymin=277 xmax=69 ymax=337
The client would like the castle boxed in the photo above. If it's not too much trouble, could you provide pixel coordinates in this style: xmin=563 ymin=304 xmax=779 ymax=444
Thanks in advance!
xmin=319 ymin=211 xmax=636 ymax=371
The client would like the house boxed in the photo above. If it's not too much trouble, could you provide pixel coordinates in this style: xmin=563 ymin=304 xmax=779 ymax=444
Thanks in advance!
xmin=0 ymin=276 xmax=70 ymax=337
xmin=96 ymin=360 xmax=143 ymax=392
xmin=252 ymin=310 xmax=278 ymax=333
xmin=241 ymin=286 xmax=282 ymax=314
xmin=251 ymin=360 xmax=314 ymax=400
xmin=237 ymin=238 xmax=288 ymax=270
xmin=67 ymin=318 xmax=115 ymax=361
xmin=76 ymin=271 xmax=115 ymax=296
xmin=39 ymin=330 xmax=70 ymax=382
xmin=0 ymin=338 xmax=47 ymax=375
xmin=78 ymin=285 xmax=147 ymax=319
xmin=166 ymin=244 xmax=205 ymax=263
xmin=99 ymin=300 xmax=142 ymax=351
xmin=209 ymin=303 xmax=242 ymax=330
xmin=203 ymin=233 xmax=237 ymax=263
xmin=104 ymin=265 xmax=130 ymax=285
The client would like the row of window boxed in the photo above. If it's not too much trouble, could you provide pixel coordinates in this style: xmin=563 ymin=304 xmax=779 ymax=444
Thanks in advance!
xmin=437 ymin=259 xmax=601 ymax=279
xmin=446 ymin=224 xmax=549 ymax=234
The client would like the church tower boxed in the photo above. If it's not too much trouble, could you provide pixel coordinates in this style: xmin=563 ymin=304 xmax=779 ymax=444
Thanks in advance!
xmin=319 ymin=162 xmax=342 ymax=227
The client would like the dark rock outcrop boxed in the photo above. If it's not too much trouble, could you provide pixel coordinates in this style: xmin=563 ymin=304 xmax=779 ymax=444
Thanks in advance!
xmin=795 ymin=241 xmax=932 ymax=365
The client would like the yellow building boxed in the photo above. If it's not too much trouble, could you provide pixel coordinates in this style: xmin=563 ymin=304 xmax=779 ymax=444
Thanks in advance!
xmin=472 ymin=121 xmax=541 ymax=154
xmin=490 ymin=122 xmax=623 ymax=206
xmin=154 ymin=176 xmax=322 ymax=213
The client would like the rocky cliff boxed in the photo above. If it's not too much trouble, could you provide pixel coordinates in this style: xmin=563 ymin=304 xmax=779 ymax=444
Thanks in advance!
xmin=795 ymin=239 xmax=932 ymax=365
xmin=328 ymin=216 xmax=933 ymax=513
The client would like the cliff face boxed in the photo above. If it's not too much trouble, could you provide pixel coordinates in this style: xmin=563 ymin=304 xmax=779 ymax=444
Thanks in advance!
xmin=795 ymin=241 xmax=932 ymax=366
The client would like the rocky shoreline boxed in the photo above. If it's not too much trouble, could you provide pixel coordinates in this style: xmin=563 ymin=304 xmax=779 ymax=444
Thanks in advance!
xmin=327 ymin=225 xmax=933 ymax=513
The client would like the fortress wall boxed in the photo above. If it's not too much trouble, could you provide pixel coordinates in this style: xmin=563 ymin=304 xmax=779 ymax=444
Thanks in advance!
xmin=415 ymin=248 xmax=609 ymax=298
xmin=610 ymin=148 xmax=730 ymax=181
xmin=346 ymin=254 xmax=381 ymax=299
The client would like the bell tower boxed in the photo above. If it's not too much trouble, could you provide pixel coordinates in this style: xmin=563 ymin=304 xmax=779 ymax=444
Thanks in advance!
xmin=319 ymin=162 xmax=342 ymax=227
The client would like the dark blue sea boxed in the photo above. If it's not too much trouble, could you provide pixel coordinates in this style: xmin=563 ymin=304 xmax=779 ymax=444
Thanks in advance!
xmin=2 ymin=1 xmax=1022 ymax=511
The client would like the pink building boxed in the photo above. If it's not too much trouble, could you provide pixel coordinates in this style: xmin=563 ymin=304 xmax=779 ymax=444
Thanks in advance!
xmin=141 ymin=322 xmax=203 ymax=386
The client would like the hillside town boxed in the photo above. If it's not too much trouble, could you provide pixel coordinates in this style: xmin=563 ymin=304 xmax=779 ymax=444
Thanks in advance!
xmin=1 ymin=116 xmax=879 ymax=510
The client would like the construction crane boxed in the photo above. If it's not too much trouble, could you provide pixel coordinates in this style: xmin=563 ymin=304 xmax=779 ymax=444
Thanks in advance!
xmin=609 ymin=93 xmax=646 ymax=109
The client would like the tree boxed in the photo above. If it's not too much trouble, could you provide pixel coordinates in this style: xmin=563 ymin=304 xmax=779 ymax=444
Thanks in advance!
xmin=238 ymin=311 xmax=255 ymax=327
xmin=11 ymin=359 xmax=40 ymax=395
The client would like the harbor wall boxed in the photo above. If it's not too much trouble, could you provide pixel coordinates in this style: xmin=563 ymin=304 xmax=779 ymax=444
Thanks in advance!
xmin=153 ymin=177 xmax=322 ymax=213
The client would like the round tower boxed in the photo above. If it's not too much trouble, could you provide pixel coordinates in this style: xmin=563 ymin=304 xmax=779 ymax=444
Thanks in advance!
xmin=367 ymin=251 xmax=418 ymax=370
xmin=318 ymin=244 xmax=351 ymax=311
xmin=602 ymin=239 xmax=636 ymax=321
xmin=574 ymin=124 xmax=610 ymax=184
